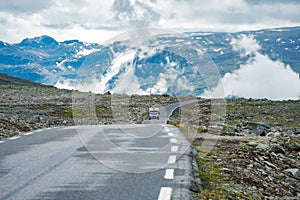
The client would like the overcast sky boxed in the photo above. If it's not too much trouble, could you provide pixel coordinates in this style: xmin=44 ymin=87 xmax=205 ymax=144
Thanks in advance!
xmin=1 ymin=0 xmax=300 ymax=43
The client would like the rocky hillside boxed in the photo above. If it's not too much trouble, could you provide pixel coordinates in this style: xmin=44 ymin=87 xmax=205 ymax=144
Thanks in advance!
xmin=0 ymin=73 xmax=177 ymax=138
xmin=170 ymin=99 xmax=300 ymax=199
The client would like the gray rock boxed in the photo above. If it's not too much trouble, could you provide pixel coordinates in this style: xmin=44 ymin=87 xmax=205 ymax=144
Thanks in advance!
xmin=269 ymin=144 xmax=285 ymax=154
xmin=284 ymin=168 xmax=300 ymax=178
xmin=264 ymin=161 xmax=278 ymax=169
xmin=289 ymin=142 xmax=300 ymax=151
xmin=270 ymin=127 xmax=278 ymax=132
xmin=277 ymin=153 xmax=286 ymax=159
xmin=248 ymin=133 xmax=258 ymax=137
xmin=243 ymin=121 xmax=271 ymax=129
xmin=286 ymin=130 xmax=295 ymax=135
xmin=266 ymin=132 xmax=281 ymax=137
xmin=251 ymin=128 xmax=267 ymax=136
xmin=243 ymin=129 xmax=250 ymax=135
xmin=248 ymin=141 xmax=258 ymax=147
xmin=256 ymin=143 xmax=269 ymax=150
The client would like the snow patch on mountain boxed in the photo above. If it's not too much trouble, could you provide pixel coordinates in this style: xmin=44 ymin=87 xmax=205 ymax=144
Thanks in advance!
xmin=2 ymin=27 xmax=300 ymax=99
xmin=55 ymin=60 xmax=67 ymax=71
xmin=76 ymin=48 xmax=100 ymax=57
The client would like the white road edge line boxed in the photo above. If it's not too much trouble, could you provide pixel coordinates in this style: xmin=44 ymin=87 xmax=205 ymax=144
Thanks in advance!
xmin=0 ymin=141 xmax=4 ymax=144
xmin=9 ymin=136 xmax=21 ymax=140
xmin=24 ymin=132 xmax=34 ymax=136
xmin=35 ymin=129 xmax=43 ymax=132
xmin=167 ymin=155 xmax=176 ymax=164
xmin=169 ymin=138 xmax=177 ymax=144
xmin=158 ymin=187 xmax=172 ymax=200
xmin=164 ymin=169 xmax=174 ymax=179
xmin=167 ymin=132 xmax=174 ymax=137
xmin=171 ymin=146 xmax=179 ymax=152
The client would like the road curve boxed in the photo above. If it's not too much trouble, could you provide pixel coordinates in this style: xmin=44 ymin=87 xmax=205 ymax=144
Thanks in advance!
xmin=0 ymin=101 xmax=197 ymax=200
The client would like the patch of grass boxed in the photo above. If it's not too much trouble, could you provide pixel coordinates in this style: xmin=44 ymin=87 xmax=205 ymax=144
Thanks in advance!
xmin=225 ymin=99 xmax=300 ymax=128
xmin=197 ymin=126 xmax=208 ymax=133
xmin=195 ymin=149 xmax=254 ymax=200
xmin=167 ymin=120 xmax=181 ymax=127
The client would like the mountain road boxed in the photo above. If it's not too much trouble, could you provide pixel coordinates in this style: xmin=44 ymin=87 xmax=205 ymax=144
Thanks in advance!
xmin=0 ymin=101 xmax=199 ymax=200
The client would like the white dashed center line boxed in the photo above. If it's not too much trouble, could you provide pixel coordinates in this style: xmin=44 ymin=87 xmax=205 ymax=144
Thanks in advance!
xmin=160 ymin=127 xmax=179 ymax=200
xmin=167 ymin=132 xmax=174 ymax=137
xmin=164 ymin=169 xmax=174 ymax=179
xmin=167 ymin=155 xmax=176 ymax=164
xmin=0 ymin=141 xmax=4 ymax=144
xmin=158 ymin=187 xmax=172 ymax=200
xmin=171 ymin=146 xmax=179 ymax=152
xmin=169 ymin=138 xmax=177 ymax=144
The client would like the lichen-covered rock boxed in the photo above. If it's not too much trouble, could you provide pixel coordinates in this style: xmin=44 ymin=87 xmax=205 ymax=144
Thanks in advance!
xmin=269 ymin=143 xmax=285 ymax=154
xmin=284 ymin=168 xmax=300 ymax=178
xmin=256 ymin=143 xmax=269 ymax=150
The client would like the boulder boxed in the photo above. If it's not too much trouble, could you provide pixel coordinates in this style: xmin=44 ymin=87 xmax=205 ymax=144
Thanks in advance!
xmin=266 ymin=132 xmax=281 ymax=137
xmin=286 ymin=130 xmax=295 ymax=135
xmin=256 ymin=143 xmax=269 ymax=150
xmin=251 ymin=128 xmax=267 ymax=136
xmin=284 ymin=168 xmax=300 ymax=178
xmin=269 ymin=144 xmax=285 ymax=154
xmin=248 ymin=141 xmax=258 ymax=147
xmin=243 ymin=121 xmax=271 ymax=129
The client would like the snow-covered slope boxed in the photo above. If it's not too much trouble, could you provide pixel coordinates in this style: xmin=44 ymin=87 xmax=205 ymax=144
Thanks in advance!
xmin=0 ymin=27 xmax=299 ymax=98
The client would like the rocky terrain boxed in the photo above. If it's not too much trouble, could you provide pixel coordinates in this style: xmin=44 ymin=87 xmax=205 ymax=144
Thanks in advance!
xmin=0 ymin=73 xmax=177 ymax=138
xmin=170 ymin=99 xmax=300 ymax=199
xmin=1 ymin=73 xmax=299 ymax=199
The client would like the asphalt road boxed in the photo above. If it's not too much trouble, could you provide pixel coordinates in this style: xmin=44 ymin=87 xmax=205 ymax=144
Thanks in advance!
xmin=0 ymin=102 xmax=197 ymax=200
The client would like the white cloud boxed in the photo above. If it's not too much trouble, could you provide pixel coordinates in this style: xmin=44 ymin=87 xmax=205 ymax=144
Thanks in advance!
xmin=0 ymin=11 xmax=119 ymax=44
xmin=1 ymin=0 xmax=300 ymax=43
xmin=157 ymin=0 xmax=300 ymax=31
xmin=97 ymin=50 xmax=136 ymax=94
xmin=0 ymin=0 xmax=54 ymax=13
xmin=55 ymin=49 xmax=148 ymax=95
xmin=151 ymin=76 xmax=168 ymax=94
xmin=202 ymin=35 xmax=300 ymax=100
xmin=112 ymin=0 xmax=160 ymax=28
xmin=230 ymin=35 xmax=260 ymax=57
xmin=111 ymin=67 xmax=146 ymax=95
xmin=55 ymin=79 xmax=76 ymax=90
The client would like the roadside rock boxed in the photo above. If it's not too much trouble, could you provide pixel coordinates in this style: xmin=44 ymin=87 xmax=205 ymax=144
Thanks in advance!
xmin=284 ymin=168 xmax=300 ymax=178
xmin=266 ymin=131 xmax=282 ymax=137
xmin=256 ymin=143 xmax=269 ymax=150
xmin=248 ymin=141 xmax=258 ymax=147
xmin=194 ymin=135 xmax=300 ymax=199
xmin=269 ymin=143 xmax=285 ymax=154
xmin=243 ymin=121 xmax=271 ymax=129
xmin=251 ymin=127 xmax=268 ymax=136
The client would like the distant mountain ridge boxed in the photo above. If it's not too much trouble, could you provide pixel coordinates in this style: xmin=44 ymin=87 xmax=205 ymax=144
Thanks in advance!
xmin=0 ymin=26 xmax=299 ymax=95
xmin=0 ymin=73 xmax=49 ymax=87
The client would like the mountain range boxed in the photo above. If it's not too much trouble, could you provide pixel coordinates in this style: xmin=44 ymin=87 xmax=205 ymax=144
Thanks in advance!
xmin=0 ymin=26 xmax=299 ymax=96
